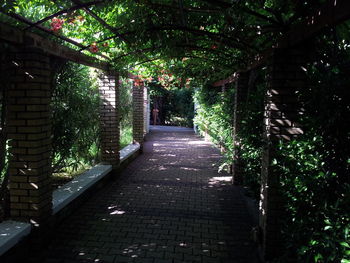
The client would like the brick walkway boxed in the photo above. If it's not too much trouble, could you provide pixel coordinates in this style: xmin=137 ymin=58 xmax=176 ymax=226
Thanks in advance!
xmin=42 ymin=126 xmax=260 ymax=263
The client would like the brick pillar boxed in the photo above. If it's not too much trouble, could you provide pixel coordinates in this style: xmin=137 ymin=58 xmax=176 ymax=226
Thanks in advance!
xmin=6 ymin=47 xmax=52 ymax=225
xmin=232 ymin=72 xmax=249 ymax=185
xmin=259 ymin=47 xmax=306 ymax=260
xmin=132 ymin=80 xmax=145 ymax=149
xmin=98 ymin=72 xmax=120 ymax=174
xmin=146 ymin=90 xmax=151 ymax=134
xmin=143 ymin=86 xmax=148 ymax=135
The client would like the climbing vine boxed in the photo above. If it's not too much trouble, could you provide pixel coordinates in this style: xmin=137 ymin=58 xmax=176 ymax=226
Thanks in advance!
xmin=194 ymin=28 xmax=350 ymax=262
xmin=0 ymin=1 xmax=349 ymax=261
xmin=0 ymin=0 xmax=330 ymax=82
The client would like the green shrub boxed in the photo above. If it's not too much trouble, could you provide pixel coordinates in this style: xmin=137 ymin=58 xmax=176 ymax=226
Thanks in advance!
xmin=275 ymin=134 xmax=350 ymax=263
xmin=149 ymin=81 xmax=194 ymax=127
xmin=194 ymin=84 xmax=234 ymax=151
xmin=51 ymin=62 xmax=100 ymax=173
xmin=193 ymin=50 xmax=350 ymax=262
xmin=119 ymin=78 xmax=133 ymax=147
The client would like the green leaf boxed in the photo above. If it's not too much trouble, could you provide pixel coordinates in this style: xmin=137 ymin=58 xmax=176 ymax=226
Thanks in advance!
xmin=341 ymin=242 xmax=350 ymax=248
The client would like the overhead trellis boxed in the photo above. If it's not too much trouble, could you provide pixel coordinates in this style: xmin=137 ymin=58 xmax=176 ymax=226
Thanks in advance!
xmin=0 ymin=0 xmax=111 ymax=60
xmin=1 ymin=0 xmax=350 ymax=80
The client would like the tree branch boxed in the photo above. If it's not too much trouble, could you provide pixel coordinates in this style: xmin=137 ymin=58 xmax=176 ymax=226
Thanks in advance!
xmin=198 ymin=0 xmax=232 ymax=9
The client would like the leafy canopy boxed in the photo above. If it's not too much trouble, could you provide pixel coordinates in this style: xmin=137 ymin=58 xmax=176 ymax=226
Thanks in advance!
xmin=1 ymin=0 xmax=327 ymax=82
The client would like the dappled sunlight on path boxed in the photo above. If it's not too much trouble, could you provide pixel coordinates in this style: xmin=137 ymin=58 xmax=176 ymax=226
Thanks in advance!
xmin=40 ymin=126 xmax=260 ymax=263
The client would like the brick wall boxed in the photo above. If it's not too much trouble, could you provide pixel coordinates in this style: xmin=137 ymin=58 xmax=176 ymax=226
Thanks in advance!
xmin=132 ymin=81 xmax=145 ymax=148
xmin=232 ymin=72 xmax=249 ymax=185
xmin=259 ymin=47 xmax=306 ymax=260
xmin=6 ymin=47 xmax=53 ymax=225
xmin=98 ymin=72 xmax=120 ymax=173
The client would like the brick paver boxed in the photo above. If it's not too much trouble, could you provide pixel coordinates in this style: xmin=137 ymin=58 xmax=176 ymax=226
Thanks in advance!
xmin=41 ymin=126 xmax=260 ymax=263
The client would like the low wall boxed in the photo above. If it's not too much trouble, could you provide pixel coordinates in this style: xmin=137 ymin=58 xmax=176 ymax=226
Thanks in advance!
xmin=0 ymin=143 xmax=140 ymax=258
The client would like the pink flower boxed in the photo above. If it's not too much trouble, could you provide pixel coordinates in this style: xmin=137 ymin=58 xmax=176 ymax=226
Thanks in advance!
xmin=89 ymin=43 xmax=99 ymax=53
xmin=51 ymin=18 xmax=64 ymax=32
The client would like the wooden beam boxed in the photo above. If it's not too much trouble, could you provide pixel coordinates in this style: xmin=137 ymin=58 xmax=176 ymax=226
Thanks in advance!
xmin=1 ymin=11 xmax=110 ymax=60
xmin=1 ymin=10 xmax=85 ymax=49
xmin=0 ymin=22 xmax=112 ymax=71
xmin=212 ymin=72 xmax=238 ymax=87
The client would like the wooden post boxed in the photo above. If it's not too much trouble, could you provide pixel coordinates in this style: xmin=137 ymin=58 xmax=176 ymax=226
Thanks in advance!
xmin=259 ymin=47 xmax=306 ymax=260
xmin=232 ymin=72 xmax=249 ymax=185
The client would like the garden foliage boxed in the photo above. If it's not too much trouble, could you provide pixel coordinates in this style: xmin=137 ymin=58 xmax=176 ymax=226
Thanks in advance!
xmin=51 ymin=62 xmax=100 ymax=173
xmin=193 ymin=35 xmax=350 ymax=263
xmin=119 ymin=77 xmax=133 ymax=148
xmin=149 ymin=80 xmax=194 ymax=127
xmin=52 ymin=64 xmax=134 ymax=173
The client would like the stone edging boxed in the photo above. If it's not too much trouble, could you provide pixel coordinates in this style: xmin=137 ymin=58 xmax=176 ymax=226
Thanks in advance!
xmin=0 ymin=142 xmax=140 ymax=256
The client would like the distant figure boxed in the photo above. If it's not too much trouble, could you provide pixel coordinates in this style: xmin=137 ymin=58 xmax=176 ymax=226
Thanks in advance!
xmin=152 ymin=108 xmax=159 ymax=125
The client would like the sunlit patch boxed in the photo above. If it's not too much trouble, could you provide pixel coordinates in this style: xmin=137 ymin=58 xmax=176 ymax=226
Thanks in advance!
xmin=78 ymin=252 xmax=85 ymax=256
xmin=188 ymin=140 xmax=211 ymax=145
xmin=180 ymin=167 xmax=199 ymax=171
xmin=259 ymin=196 xmax=265 ymax=216
xmin=30 ymin=219 xmax=39 ymax=227
xmin=110 ymin=210 xmax=125 ymax=215
xmin=159 ymin=165 xmax=167 ymax=171
xmin=208 ymin=176 xmax=232 ymax=185
xmin=25 ymin=71 xmax=34 ymax=79
xmin=119 ymin=243 xmax=158 ymax=258
xmin=179 ymin=242 xmax=187 ymax=247
xmin=153 ymin=143 xmax=166 ymax=147
xmin=30 ymin=183 xmax=38 ymax=189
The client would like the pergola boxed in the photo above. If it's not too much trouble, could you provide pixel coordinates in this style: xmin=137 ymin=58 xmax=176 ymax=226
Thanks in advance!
xmin=0 ymin=0 xmax=350 ymax=261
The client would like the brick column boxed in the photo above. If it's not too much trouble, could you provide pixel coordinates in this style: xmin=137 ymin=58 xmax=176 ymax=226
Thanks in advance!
xmin=259 ymin=47 xmax=306 ymax=260
xmin=98 ymin=72 xmax=120 ymax=174
xmin=146 ymin=90 xmax=151 ymax=134
xmin=232 ymin=72 xmax=249 ymax=185
xmin=6 ymin=47 xmax=52 ymax=225
xmin=132 ymin=80 xmax=145 ymax=149
xmin=143 ymin=86 xmax=148 ymax=135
